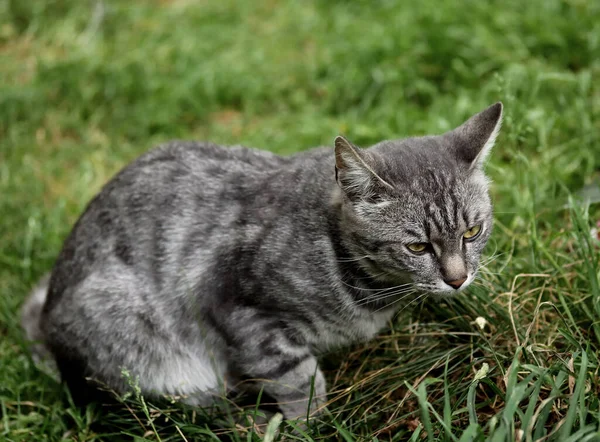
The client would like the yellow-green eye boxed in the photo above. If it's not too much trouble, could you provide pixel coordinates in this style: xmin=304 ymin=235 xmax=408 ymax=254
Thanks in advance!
xmin=463 ymin=225 xmax=482 ymax=240
xmin=407 ymin=243 xmax=428 ymax=253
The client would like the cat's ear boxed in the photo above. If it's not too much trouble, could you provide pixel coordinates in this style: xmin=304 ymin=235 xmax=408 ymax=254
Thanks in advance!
xmin=448 ymin=102 xmax=503 ymax=169
xmin=334 ymin=136 xmax=392 ymax=200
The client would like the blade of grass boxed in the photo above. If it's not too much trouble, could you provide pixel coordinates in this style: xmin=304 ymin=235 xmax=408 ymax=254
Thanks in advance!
xmin=559 ymin=350 xmax=589 ymax=439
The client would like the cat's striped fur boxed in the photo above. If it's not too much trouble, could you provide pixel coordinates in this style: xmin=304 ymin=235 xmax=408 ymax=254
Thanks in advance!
xmin=21 ymin=103 xmax=503 ymax=420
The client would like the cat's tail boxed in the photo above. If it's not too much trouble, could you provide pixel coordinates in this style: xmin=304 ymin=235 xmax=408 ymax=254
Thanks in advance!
xmin=21 ymin=274 xmax=59 ymax=378
xmin=21 ymin=274 xmax=49 ymax=346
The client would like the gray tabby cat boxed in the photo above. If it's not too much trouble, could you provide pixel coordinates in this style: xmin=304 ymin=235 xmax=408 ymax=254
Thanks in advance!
xmin=21 ymin=103 xmax=503 ymax=421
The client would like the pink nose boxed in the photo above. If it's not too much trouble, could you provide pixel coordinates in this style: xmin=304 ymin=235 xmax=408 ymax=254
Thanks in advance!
xmin=445 ymin=277 xmax=467 ymax=289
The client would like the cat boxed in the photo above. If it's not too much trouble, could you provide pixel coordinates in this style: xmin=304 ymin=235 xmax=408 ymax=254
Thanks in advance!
xmin=21 ymin=102 xmax=503 ymax=422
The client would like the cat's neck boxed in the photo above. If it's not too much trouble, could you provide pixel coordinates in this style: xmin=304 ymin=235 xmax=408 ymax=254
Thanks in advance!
xmin=326 ymin=207 xmax=401 ymax=312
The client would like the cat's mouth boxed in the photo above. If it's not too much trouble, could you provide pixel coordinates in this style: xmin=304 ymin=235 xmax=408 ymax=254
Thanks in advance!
xmin=358 ymin=257 xmax=474 ymax=301
xmin=360 ymin=259 xmax=474 ymax=300
xmin=417 ymin=274 xmax=474 ymax=297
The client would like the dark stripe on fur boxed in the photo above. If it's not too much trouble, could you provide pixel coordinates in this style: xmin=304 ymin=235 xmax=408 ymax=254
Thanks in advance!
xmin=258 ymin=353 xmax=311 ymax=379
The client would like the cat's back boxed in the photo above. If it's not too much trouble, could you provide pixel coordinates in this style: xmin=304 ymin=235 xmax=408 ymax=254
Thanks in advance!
xmin=103 ymin=140 xmax=299 ymax=236
xmin=90 ymin=140 xmax=294 ymax=222
xmin=43 ymin=142 xmax=293 ymax=305
xmin=122 ymin=140 xmax=290 ymax=184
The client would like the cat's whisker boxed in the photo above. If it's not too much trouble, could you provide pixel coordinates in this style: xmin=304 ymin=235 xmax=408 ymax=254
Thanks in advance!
xmin=372 ymin=290 xmax=420 ymax=313
xmin=353 ymin=284 xmax=417 ymax=302
xmin=355 ymin=294 xmax=411 ymax=308
xmin=478 ymin=270 xmax=502 ymax=277
xmin=349 ymin=271 xmax=388 ymax=281
xmin=477 ymin=259 xmax=499 ymax=270
xmin=336 ymin=256 xmax=373 ymax=263
xmin=357 ymin=286 xmax=416 ymax=304
xmin=476 ymin=265 xmax=502 ymax=276
xmin=476 ymin=267 xmax=494 ymax=275
xmin=355 ymin=287 xmax=417 ymax=306
xmin=479 ymin=252 xmax=506 ymax=267
xmin=381 ymin=291 xmax=427 ymax=315
xmin=339 ymin=279 xmax=413 ymax=293
xmin=479 ymin=258 xmax=499 ymax=269
xmin=395 ymin=293 xmax=429 ymax=317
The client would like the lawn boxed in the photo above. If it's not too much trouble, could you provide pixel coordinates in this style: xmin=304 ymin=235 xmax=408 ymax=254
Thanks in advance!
xmin=1 ymin=0 xmax=599 ymax=440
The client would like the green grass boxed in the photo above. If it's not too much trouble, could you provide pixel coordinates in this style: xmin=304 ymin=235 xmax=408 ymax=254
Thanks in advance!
xmin=1 ymin=0 xmax=599 ymax=440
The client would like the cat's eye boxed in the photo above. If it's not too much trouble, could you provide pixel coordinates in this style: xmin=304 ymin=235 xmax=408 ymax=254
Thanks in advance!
xmin=463 ymin=225 xmax=482 ymax=240
xmin=407 ymin=243 xmax=428 ymax=254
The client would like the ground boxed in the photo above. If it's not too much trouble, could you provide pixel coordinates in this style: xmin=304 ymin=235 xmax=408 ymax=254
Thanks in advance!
xmin=1 ymin=0 xmax=599 ymax=440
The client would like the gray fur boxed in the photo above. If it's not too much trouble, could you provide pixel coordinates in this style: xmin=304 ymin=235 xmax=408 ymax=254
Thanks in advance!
xmin=21 ymin=103 xmax=503 ymax=420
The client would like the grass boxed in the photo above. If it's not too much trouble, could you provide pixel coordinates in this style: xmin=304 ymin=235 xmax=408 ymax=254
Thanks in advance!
xmin=1 ymin=0 xmax=599 ymax=440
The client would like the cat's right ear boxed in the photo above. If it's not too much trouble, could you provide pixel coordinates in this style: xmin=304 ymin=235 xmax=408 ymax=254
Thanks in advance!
xmin=334 ymin=136 xmax=392 ymax=201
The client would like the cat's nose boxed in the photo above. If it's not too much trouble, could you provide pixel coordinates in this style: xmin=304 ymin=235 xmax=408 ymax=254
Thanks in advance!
xmin=444 ymin=277 xmax=467 ymax=290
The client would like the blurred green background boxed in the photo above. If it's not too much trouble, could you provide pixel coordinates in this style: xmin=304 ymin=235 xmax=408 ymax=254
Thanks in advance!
xmin=1 ymin=0 xmax=599 ymax=440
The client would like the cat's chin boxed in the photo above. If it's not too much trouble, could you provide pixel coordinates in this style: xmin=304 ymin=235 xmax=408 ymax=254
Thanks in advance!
xmin=426 ymin=284 xmax=472 ymax=300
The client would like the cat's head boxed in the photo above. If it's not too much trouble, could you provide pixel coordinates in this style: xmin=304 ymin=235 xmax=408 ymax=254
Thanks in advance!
xmin=334 ymin=102 xmax=503 ymax=296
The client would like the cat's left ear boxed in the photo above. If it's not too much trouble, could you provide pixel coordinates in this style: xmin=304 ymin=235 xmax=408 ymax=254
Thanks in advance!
xmin=448 ymin=102 xmax=503 ymax=169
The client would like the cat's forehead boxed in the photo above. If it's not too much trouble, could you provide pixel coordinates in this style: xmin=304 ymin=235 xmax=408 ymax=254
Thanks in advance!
xmin=390 ymin=179 xmax=468 ymax=219
xmin=372 ymin=136 xmax=459 ymax=181
xmin=379 ymin=168 xmax=491 ymax=237
xmin=371 ymin=136 xmax=487 ymax=197
xmin=358 ymin=136 xmax=492 ymax=236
